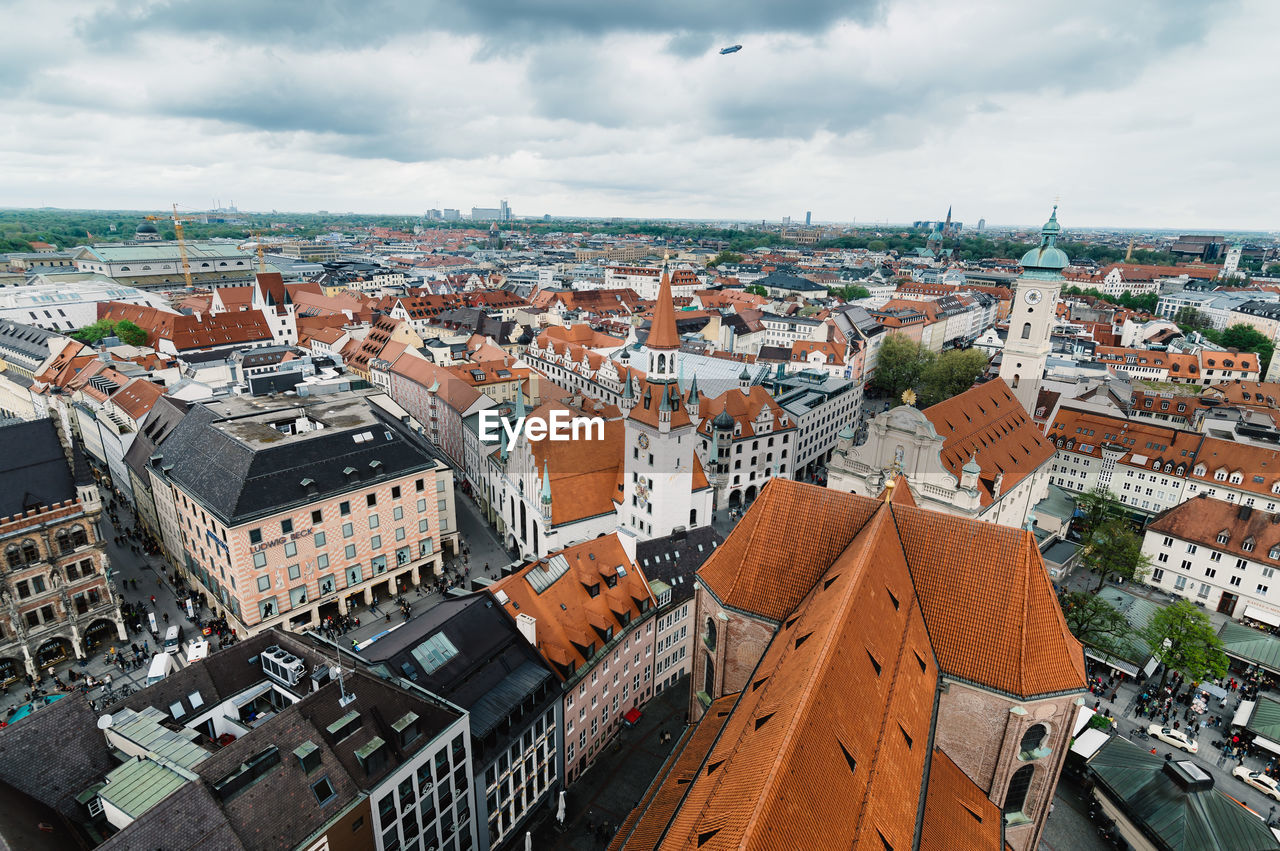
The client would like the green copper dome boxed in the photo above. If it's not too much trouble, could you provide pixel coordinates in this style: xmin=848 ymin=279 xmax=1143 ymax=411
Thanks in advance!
xmin=1018 ymin=205 xmax=1069 ymax=272
xmin=838 ymin=424 xmax=856 ymax=441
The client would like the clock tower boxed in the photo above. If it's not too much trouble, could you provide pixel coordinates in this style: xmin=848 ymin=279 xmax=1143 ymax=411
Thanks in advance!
xmin=999 ymin=206 xmax=1069 ymax=415
xmin=621 ymin=261 xmax=709 ymax=536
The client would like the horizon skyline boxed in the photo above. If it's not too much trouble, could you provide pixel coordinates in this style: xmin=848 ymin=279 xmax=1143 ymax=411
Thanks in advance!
xmin=3 ymin=1 xmax=1279 ymax=230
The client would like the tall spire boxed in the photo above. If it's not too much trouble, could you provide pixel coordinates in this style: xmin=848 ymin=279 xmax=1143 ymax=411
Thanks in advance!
xmin=541 ymin=460 xmax=552 ymax=504
xmin=646 ymin=258 xmax=680 ymax=350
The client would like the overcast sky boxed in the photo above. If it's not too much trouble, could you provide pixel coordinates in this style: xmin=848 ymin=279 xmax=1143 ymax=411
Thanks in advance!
xmin=2 ymin=0 xmax=1276 ymax=230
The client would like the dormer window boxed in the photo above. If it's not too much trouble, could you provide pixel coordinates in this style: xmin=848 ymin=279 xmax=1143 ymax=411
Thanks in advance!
xmin=1215 ymin=469 xmax=1228 ymax=482
xmin=1195 ymin=464 xmax=1207 ymax=477
xmin=1244 ymin=538 xmax=1256 ymax=553
xmin=1217 ymin=532 xmax=1230 ymax=545
xmin=1230 ymin=472 xmax=1244 ymax=485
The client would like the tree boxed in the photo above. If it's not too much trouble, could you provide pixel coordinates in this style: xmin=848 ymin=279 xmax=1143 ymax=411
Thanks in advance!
xmin=829 ymin=284 xmax=871 ymax=301
xmin=744 ymin=284 xmax=768 ymax=297
xmin=72 ymin=318 xmax=148 ymax=346
xmin=1061 ymin=591 xmax=1132 ymax=656
xmin=866 ymin=240 xmax=887 ymax=252
xmin=114 ymin=320 xmax=148 ymax=347
xmin=706 ymin=251 xmax=744 ymax=267
xmin=1075 ymin=487 xmax=1123 ymax=538
xmin=1082 ymin=518 xmax=1151 ymax=592
xmin=917 ymin=348 xmax=989 ymax=407
xmin=872 ymin=334 xmax=935 ymax=399
xmin=1143 ymin=599 xmax=1228 ymax=689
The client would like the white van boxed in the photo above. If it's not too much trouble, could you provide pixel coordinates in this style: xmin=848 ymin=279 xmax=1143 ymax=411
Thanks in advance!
xmin=163 ymin=625 xmax=182 ymax=655
xmin=146 ymin=652 xmax=174 ymax=686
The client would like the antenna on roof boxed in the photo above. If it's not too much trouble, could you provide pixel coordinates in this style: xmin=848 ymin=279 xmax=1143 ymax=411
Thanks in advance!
xmin=333 ymin=656 xmax=356 ymax=707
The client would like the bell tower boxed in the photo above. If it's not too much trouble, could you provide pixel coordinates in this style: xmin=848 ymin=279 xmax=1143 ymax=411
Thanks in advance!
xmin=1000 ymin=206 xmax=1068 ymax=414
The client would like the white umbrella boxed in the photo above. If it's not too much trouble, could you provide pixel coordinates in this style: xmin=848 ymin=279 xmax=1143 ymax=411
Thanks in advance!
xmin=525 ymin=830 xmax=532 ymax=851
xmin=557 ymin=790 xmax=567 ymax=825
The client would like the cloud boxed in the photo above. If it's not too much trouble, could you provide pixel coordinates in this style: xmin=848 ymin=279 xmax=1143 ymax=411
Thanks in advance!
xmin=1 ymin=0 xmax=1277 ymax=227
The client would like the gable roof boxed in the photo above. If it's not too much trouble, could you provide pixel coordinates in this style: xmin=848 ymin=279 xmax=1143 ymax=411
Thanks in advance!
xmin=922 ymin=378 xmax=1056 ymax=506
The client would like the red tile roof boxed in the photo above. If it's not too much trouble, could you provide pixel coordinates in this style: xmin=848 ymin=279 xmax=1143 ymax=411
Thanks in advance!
xmin=923 ymin=379 xmax=1056 ymax=506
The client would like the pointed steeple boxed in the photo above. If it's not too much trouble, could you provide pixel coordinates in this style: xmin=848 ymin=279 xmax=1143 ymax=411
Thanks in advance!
xmin=515 ymin=385 xmax=527 ymax=421
xmin=646 ymin=257 xmax=681 ymax=351
xmin=541 ymin=460 xmax=552 ymax=505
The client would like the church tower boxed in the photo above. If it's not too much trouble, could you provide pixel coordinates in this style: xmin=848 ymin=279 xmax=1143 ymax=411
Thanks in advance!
xmin=622 ymin=261 xmax=707 ymax=536
xmin=1000 ymin=206 xmax=1069 ymax=414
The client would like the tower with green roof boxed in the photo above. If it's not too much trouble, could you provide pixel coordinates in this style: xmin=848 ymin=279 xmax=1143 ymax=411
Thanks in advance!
xmin=999 ymin=206 xmax=1069 ymax=415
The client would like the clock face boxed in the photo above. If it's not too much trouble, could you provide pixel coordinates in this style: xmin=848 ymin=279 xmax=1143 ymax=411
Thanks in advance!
xmin=637 ymin=433 xmax=650 ymax=450
xmin=1024 ymin=289 xmax=1043 ymax=306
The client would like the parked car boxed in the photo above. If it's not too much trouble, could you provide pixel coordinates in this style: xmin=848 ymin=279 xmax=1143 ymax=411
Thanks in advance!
xmin=1233 ymin=766 xmax=1280 ymax=800
xmin=1147 ymin=725 xmax=1198 ymax=753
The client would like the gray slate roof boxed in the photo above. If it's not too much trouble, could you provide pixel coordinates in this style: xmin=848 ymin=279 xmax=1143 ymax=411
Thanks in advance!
xmin=0 ymin=419 xmax=74 ymax=517
xmin=155 ymin=396 xmax=439 ymax=524
xmin=0 ymin=693 xmax=116 ymax=821
xmin=635 ymin=526 xmax=723 ymax=606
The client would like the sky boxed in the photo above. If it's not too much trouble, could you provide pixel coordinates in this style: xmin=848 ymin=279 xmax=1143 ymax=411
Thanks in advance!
xmin=1 ymin=0 xmax=1277 ymax=230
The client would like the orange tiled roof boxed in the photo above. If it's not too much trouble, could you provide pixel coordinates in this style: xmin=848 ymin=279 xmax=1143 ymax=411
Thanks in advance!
xmin=1149 ymin=495 xmax=1280 ymax=562
xmin=488 ymin=534 xmax=656 ymax=678
xmin=111 ymin=377 xmax=164 ymax=422
xmin=654 ymin=505 xmax=939 ymax=850
xmin=919 ymin=748 xmax=1002 ymax=850
xmin=646 ymin=269 xmax=681 ymax=349
xmin=922 ymin=379 xmax=1056 ymax=507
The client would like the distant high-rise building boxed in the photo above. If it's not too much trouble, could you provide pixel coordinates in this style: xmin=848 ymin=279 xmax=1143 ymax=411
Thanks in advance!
xmin=500 ymin=199 xmax=511 ymax=221
xmin=426 ymin=208 xmax=442 ymax=220
xmin=471 ymin=202 xmax=512 ymax=221
xmin=977 ymin=218 xmax=986 ymax=231
xmin=442 ymin=208 xmax=460 ymax=221
xmin=805 ymin=211 xmax=812 ymax=227
xmin=1223 ymin=243 xmax=1243 ymax=276
xmin=782 ymin=215 xmax=791 ymax=226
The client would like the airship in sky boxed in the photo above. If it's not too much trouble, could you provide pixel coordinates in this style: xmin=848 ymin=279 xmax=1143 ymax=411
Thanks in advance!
xmin=719 ymin=44 xmax=742 ymax=55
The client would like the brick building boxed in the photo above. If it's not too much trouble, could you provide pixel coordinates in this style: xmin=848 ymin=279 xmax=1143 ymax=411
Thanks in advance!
xmin=609 ymin=478 xmax=1086 ymax=851
xmin=0 ymin=419 xmax=125 ymax=682
xmin=146 ymin=392 xmax=457 ymax=636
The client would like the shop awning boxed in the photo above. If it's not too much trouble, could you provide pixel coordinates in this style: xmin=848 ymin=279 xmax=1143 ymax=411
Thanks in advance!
xmin=1244 ymin=605 xmax=1280 ymax=628
xmin=1234 ymin=699 xmax=1257 ymax=728
xmin=1255 ymin=736 xmax=1280 ymax=756
xmin=1071 ymin=728 xmax=1110 ymax=759
xmin=1073 ymin=705 xmax=1096 ymax=737
xmin=1085 ymin=648 xmax=1141 ymax=678
xmin=1198 ymin=682 xmax=1229 ymax=701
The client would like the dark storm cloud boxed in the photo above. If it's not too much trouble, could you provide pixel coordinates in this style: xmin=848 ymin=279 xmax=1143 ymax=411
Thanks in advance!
xmin=77 ymin=0 xmax=886 ymax=48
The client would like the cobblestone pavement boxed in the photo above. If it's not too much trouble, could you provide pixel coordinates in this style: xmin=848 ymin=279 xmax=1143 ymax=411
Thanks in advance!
xmin=1039 ymin=775 xmax=1108 ymax=851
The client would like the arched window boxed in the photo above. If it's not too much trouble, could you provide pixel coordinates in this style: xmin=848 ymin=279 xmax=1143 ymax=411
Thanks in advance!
xmin=56 ymin=530 xmax=73 ymax=555
xmin=1012 ymin=374 xmax=1020 ymax=388
xmin=704 ymin=617 xmax=717 ymax=651
xmin=1021 ymin=323 xmax=1032 ymax=340
xmin=690 ymin=509 xmax=697 ymax=526
xmin=5 ymin=545 xmax=20 ymax=569
xmin=70 ymin=526 xmax=88 ymax=548
xmin=703 ymin=654 xmax=716 ymax=697
xmin=21 ymin=540 xmax=38 ymax=564
xmin=1003 ymin=764 xmax=1035 ymax=816
xmin=1019 ymin=724 xmax=1048 ymax=758
xmin=657 ymin=354 xmax=666 ymax=374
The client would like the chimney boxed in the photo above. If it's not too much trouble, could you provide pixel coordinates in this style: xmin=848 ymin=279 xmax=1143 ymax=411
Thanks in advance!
xmin=515 ymin=613 xmax=537 ymax=647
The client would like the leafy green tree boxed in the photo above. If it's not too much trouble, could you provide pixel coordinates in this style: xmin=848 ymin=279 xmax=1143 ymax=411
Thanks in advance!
xmin=1075 ymin=487 xmax=1123 ymax=539
xmin=866 ymin=240 xmax=887 ymax=252
xmin=917 ymin=348 xmax=988 ymax=407
xmin=744 ymin=284 xmax=768 ymax=297
xmin=872 ymin=334 xmax=935 ymax=400
xmin=1143 ymin=599 xmax=1228 ymax=689
xmin=1061 ymin=591 xmax=1132 ymax=656
xmin=1082 ymin=518 xmax=1151 ymax=592
xmin=114 ymin=320 xmax=148 ymax=346
xmin=829 ymin=284 xmax=870 ymax=301
xmin=72 ymin=318 xmax=148 ymax=346
xmin=706 ymin=251 xmax=744 ymax=267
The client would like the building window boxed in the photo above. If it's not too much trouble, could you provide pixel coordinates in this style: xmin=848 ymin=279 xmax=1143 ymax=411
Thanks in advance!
xmin=1004 ymin=765 xmax=1034 ymax=818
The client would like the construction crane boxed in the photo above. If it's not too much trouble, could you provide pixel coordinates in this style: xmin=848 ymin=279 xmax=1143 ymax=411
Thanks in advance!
xmin=144 ymin=204 xmax=204 ymax=288
xmin=238 ymin=230 xmax=271 ymax=274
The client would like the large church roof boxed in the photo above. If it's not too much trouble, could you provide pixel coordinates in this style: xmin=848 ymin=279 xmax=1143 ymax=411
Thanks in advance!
xmin=1019 ymin=206 xmax=1070 ymax=273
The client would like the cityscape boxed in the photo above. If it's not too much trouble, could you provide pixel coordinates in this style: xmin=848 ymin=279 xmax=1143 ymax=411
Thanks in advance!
xmin=3 ymin=3 xmax=1280 ymax=851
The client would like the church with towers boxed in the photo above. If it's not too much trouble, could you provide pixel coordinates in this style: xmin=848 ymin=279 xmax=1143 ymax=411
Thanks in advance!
xmin=825 ymin=208 xmax=1063 ymax=529
xmin=484 ymin=265 xmax=714 ymax=560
